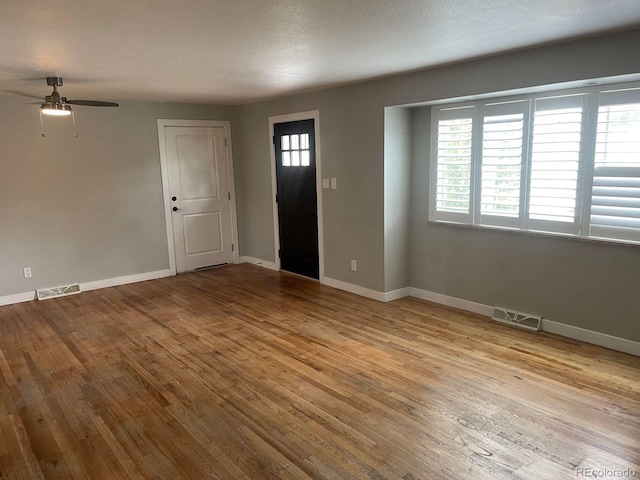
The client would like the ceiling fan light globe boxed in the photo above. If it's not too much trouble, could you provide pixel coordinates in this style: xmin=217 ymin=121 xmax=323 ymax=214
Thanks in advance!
xmin=40 ymin=103 xmax=72 ymax=116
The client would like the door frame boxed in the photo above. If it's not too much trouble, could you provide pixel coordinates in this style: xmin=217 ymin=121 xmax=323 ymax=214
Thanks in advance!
xmin=157 ymin=119 xmax=240 ymax=275
xmin=269 ymin=110 xmax=324 ymax=282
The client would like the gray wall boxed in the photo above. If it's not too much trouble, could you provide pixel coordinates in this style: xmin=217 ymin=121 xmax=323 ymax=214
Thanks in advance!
xmin=0 ymin=94 xmax=236 ymax=297
xmin=236 ymin=29 xmax=640 ymax=341
xmin=236 ymin=89 xmax=386 ymax=291
xmin=384 ymin=107 xmax=412 ymax=292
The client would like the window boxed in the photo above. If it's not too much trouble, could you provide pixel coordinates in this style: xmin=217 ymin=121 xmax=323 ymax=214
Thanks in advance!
xmin=434 ymin=107 xmax=474 ymax=222
xmin=590 ymin=90 xmax=640 ymax=242
xmin=479 ymin=101 xmax=527 ymax=228
xmin=430 ymin=85 xmax=640 ymax=245
xmin=528 ymin=95 xmax=585 ymax=234
xmin=281 ymin=133 xmax=310 ymax=167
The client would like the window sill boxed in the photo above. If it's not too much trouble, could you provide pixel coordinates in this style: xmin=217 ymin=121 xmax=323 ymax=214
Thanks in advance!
xmin=426 ymin=220 xmax=640 ymax=249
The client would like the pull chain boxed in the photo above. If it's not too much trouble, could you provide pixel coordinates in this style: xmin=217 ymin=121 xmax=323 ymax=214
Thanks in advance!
xmin=71 ymin=110 xmax=78 ymax=138
xmin=39 ymin=109 xmax=46 ymax=137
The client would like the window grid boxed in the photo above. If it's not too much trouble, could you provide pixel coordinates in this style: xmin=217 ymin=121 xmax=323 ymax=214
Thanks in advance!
xmin=430 ymin=85 xmax=640 ymax=245
xmin=281 ymin=133 xmax=310 ymax=167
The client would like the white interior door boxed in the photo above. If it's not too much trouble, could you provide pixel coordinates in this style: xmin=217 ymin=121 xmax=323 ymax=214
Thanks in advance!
xmin=164 ymin=126 xmax=233 ymax=272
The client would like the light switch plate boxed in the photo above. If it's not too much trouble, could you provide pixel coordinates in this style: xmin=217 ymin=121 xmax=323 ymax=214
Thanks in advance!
xmin=322 ymin=178 xmax=330 ymax=189
xmin=331 ymin=178 xmax=337 ymax=189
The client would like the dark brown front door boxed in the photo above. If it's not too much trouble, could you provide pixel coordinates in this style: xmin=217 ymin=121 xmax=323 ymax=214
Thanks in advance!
xmin=274 ymin=119 xmax=319 ymax=279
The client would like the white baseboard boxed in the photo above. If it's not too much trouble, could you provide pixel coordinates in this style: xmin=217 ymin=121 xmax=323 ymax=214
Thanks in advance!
xmin=314 ymin=277 xmax=638 ymax=357
xmin=238 ymin=258 xmax=388 ymax=301
xmin=239 ymin=256 xmax=279 ymax=271
xmin=407 ymin=286 xmax=638 ymax=356
xmin=542 ymin=318 xmax=640 ymax=357
xmin=0 ymin=291 xmax=36 ymax=307
xmin=384 ymin=287 xmax=411 ymax=302
xmin=322 ymin=277 xmax=387 ymax=302
xmin=408 ymin=287 xmax=494 ymax=316
xmin=238 ymin=260 xmax=389 ymax=302
xmin=81 ymin=269 xmax=171 ymax=292
xmin=0 ymin=269 xmax=171 ymax=307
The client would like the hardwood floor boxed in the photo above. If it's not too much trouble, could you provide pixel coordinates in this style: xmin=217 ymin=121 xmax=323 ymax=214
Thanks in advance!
xmin=0 ymin=264 xmax=638 ymax=479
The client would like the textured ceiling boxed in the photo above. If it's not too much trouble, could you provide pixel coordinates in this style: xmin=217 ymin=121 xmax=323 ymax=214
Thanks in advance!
xmin=1 ymin=0 xmax=640 ymax=105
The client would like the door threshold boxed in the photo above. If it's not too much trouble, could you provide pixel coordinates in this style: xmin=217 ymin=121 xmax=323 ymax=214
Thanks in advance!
xmin=177 ymin=263 xmax=229 ymax=274
xmin=280 ymin=269 xmax=320 ymax=282
xmin=195 ymin=263 xmax=228 ymax=271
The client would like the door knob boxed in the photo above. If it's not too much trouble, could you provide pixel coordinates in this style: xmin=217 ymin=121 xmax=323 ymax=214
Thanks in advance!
xmin=172 ymin=206 xmax=183 ymax=212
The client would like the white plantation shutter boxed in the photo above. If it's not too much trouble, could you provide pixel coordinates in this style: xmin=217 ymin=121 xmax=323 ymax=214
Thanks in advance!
xmin=590 ymin=169 xmax=640 ymax=241
xmin=479 ymin=101 xmax=528 ymax=228
xmin=427 ymin=83 xmax=640 ymax=245
xmin=431 ymin=107 xmax=476 ymax=223
xmin=589 ymin=90 xmax=640 ymax=242
xmin=528 ymin=95 xmax=586 ymax=234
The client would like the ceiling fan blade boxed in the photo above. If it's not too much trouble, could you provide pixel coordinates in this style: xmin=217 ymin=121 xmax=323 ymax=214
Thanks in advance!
xmin=67 ymin=99 xmax=119 ymax=107
xmin=2 ymin=89 xmax=43 ymax=100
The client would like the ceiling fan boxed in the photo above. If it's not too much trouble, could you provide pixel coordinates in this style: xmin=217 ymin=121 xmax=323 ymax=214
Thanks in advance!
xmin=35 ymin=76 xmax=119 ymax=116
xmin=5 ymin=76 xmax=120 ymax=136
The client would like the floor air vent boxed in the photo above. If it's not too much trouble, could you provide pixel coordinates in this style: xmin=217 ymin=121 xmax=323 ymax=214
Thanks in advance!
xmin=36 ymin=283 xmax=81 ymax=301
xmin=492 ymin=306 xmax=541 ymax=331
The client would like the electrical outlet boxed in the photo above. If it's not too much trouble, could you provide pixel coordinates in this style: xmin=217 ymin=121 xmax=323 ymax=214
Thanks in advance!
xmin=350 ymin=260 xmax=357 ymax=271
xmin=23 ymin=267 xmax=32 ymax=278
xmin=331 ymin=178 xmax=337 ymax=189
